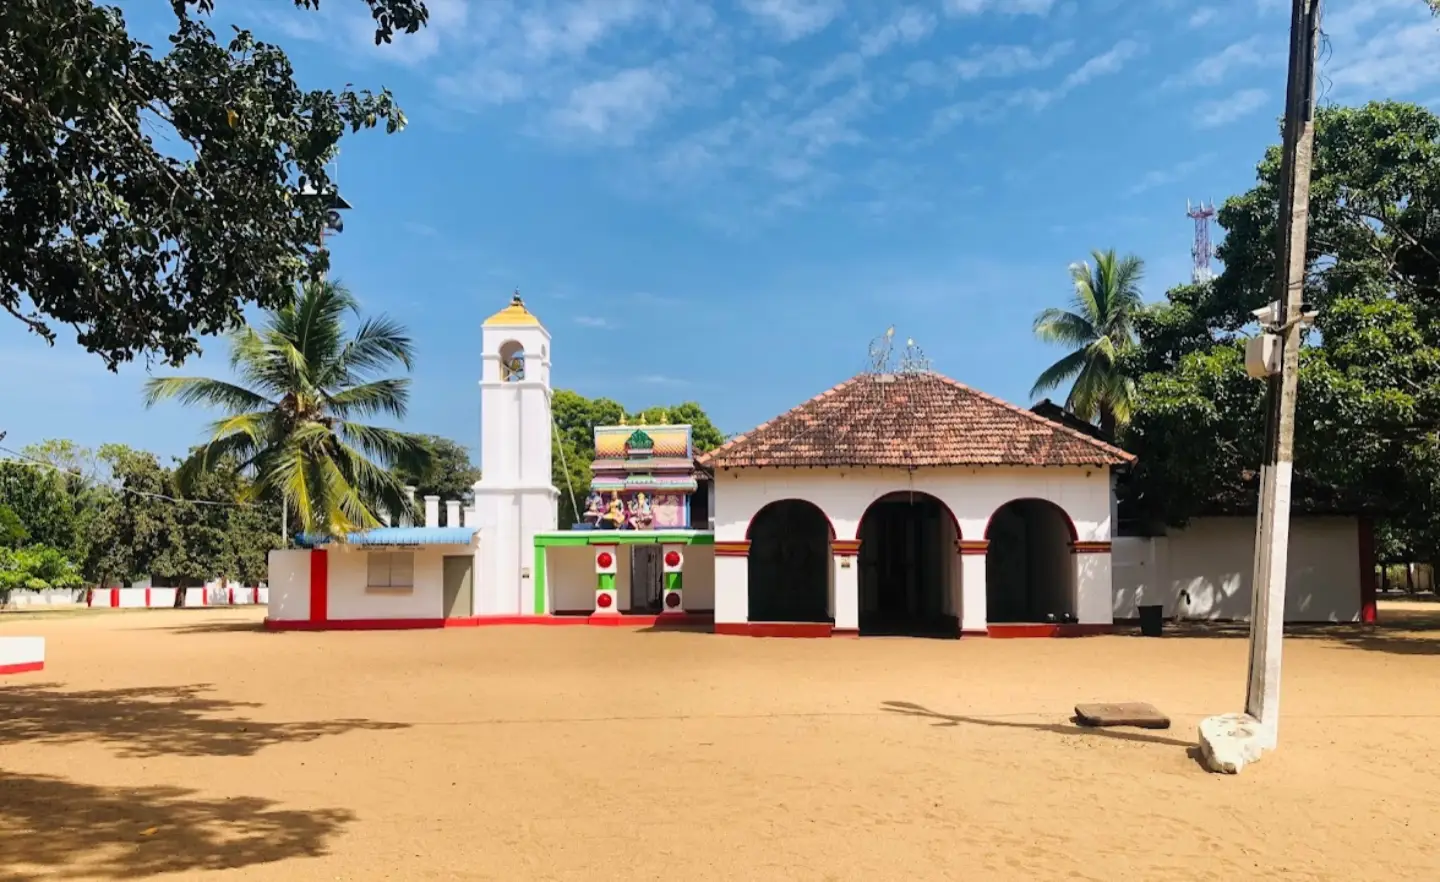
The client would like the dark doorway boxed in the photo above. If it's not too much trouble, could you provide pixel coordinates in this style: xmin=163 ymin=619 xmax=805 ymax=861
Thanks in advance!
xmin=985 ymin=500 xmax=1076 ymax=623
xmin=857 ymin=492 xmax=957 ymax=637
xmin=629 ymin=545 xmax=662 ymax=613
xmin=747 ymin=499 xmax=831 ymax=623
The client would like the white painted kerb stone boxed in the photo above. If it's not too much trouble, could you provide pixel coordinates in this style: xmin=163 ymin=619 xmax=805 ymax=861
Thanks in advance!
xmin=0 ymin=636 xmax=46 ymax=675
xmin=1198 ymin=713 xmax=1270 ymax=774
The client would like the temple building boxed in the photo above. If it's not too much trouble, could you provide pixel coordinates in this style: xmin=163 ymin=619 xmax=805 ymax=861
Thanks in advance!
xmin=264 ymin=293 xmax=1373 ymax=635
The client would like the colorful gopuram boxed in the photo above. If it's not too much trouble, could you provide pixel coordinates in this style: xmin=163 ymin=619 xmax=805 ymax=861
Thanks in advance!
xmin=578 ymin=422 xmax=699 ymax=530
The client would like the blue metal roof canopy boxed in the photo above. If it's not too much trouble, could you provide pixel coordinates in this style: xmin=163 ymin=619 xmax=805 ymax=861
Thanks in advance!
xmin=295 ymin=527 xmax=478 ymax=548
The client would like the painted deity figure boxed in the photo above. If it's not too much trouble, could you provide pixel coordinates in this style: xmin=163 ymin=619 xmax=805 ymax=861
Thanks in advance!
xmin=581 ymin=491 xmax=605 ymax=525
xmin=599 ymin=493 xmax=625 ymax=529
xmin=627 ymin=492 xmax=654 ymax=531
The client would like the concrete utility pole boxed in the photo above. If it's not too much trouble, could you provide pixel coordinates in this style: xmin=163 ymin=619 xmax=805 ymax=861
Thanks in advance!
xmin=1199 ymin=0 xmax=1322 ymax=774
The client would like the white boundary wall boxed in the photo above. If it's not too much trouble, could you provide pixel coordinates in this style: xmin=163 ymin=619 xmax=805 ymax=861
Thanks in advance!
xmin=1113 ymin=516 xmax=1363 ymax=623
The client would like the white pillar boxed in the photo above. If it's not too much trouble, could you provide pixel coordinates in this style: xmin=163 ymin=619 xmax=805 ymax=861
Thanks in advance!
xmin=424 ymin=495 xmax=440 ymax=529
xmin=1074 ymin=543 xmax=1115 ymax=626
xmin=960 ymin=541 xmax=988 ymax=634
xmin=832 ymin=540 xmax=860 ymax=633
xmin=445 ymin=500 xmax=461 ymax=527
xmin=714 ymin=544 xmax=749 ymax=625
xmin=401 ymin=486 xmax=417 ymax=527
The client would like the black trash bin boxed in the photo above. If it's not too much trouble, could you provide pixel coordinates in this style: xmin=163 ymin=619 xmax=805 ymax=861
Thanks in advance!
xmin=1138 ymin=604 xmax=1164 ymax=637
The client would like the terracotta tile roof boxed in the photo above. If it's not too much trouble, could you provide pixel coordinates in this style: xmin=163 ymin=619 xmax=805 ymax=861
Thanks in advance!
xmin=699 ymin=372 xmax=1135 ymax=469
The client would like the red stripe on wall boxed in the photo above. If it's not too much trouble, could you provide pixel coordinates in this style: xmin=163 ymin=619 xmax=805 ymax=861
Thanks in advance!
xmin=144 ymin=587 xmax=151 ymax=607
xmin=109 ymin=588 xmax=119 ymax=608
xmin=1359 ymin=516 xmax=1377 ymax=624
xmin=309 ymin=549 xmax=329 ymax=623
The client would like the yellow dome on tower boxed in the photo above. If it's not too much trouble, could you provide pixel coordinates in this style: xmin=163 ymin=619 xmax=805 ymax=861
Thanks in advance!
xmin=483 ymin=291 xmax=541 ymax=327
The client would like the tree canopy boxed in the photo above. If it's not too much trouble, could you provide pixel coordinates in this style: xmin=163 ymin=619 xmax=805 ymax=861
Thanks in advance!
xmin=391 ymin=435 xmax=481 ymax=503
xmin=1122 ymin=101 xmax=1440 ymax=560
xmin=143 ymin=279 xmax=431 ymax=537
xmin=1031 ymin=249 xmax=1145 ymax=435
xmin=1 ymin=0 xmax=429 ymax=368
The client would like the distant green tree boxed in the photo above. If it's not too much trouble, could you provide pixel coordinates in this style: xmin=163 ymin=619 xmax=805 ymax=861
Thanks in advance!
xmin=0 ymin=504 xmax=28 ymax=548
xmin=0 ymin=545 xmax=83 ymax=597
xmin=391 ymin=436 xmax=481 ymax=504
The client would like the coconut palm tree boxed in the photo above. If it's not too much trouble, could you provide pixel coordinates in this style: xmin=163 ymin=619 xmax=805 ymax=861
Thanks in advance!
xmin=1030 ymin=249 xmax=1145 ymax=437
xmin=143 ymin=279 xmax=429 ymax=538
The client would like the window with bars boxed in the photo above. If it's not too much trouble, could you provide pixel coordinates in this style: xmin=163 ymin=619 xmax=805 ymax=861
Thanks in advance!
xmin=367 ymin=552 xmax=415 ymax=589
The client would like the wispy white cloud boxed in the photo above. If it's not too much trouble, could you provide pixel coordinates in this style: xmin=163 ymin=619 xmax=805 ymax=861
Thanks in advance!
xmin=858 ymin=7 xmax=936 ymax=57
xmin=907 ymin=41 xmax=1073 ymax=90
xmin=1163 ymin=35 xmax=1279 ymax=88
xmin=574 ymin=315 xmax=615 ymax=328
xmin=931 ymin=39 xmax=1142 ymax=130
xmin=1194 ymin=87 xmax=1268 ymax=128
xmin=942 ymin=0 xmax=1056 ymax=16
xmin=739 ymin=0 xmax=844 ymax=42
xmin=1187 ymin=6 xmax=1217 ymax=28
xmin=1128 ymin=154 xmax=1214 ymax=196
xmin=548 ymin=67 xmax=673 ymax=143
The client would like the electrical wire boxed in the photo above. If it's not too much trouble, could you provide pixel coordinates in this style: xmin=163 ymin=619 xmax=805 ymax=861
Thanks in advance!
xmin=0 ymin=445 xmax=257 ymax=508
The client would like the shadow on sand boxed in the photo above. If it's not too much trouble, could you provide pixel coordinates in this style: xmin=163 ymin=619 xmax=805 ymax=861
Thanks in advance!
xmin=0 ymin=770 xmax=353 ymax=879
xmin=881 ymin=700 xmax=1197 ymax=752
xmin=0 ymin=683 xmax=407 ymax=759
xmin=1133 ymin=606 xmax=1440 ymax=657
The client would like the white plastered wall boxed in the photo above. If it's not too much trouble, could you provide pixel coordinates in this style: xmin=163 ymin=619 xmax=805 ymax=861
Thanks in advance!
xmin=711 ymin=466 xmax=1114 ymax=627
xmin=1112 ymin=516 xmax=1362 ymax=623
xmin=267 ymin=549 xmax=312 ymax=622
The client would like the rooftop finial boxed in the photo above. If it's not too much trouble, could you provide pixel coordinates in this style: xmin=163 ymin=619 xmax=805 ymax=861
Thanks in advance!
xmin=511 ymin=289 xmax=523 ymax=306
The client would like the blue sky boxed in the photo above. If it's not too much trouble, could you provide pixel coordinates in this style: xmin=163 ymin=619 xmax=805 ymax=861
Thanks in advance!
xmin=2 ymin=0 xmax=1437 ymax=463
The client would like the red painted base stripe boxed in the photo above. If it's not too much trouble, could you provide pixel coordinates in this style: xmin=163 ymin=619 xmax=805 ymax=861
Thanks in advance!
xmin=0 ymin=661 xmax=44 ymax=675
xmin=714 ymin=621 xmax=834 ymax=638
xmin=264 ymin=612 xmax=718 ymax=632
xmin=109 ymin=588 xmax=119 ymax=608
xmin=986 ymin=623 xmax=1112 ymax=638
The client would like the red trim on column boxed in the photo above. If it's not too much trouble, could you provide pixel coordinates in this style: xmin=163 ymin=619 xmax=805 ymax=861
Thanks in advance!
xmin=1359 ymin=516 xmax=1377 ymax=624
xmin=0 ymin=661 xmax=44 ymax=675
xmin=957 ymin=539 xmax=989 ymax=555
xmin=109 ymin=587 xmax=119 ymax=607
xmin=987 ymin=623 xmax=1111 ymax=638
xmin=832 ymin=539 xmax=861 ymax=556
xmin=228 ymin=586 xmax=235 ymax=605
xmin=714 ymin=621 xmax=833 ymax=638
xmin=1070 ymin=541 xmax=1112 ymax=554
xmin=714 ymin=540 xmax=750 ymax=557
xmin=309 ymin=549 xmax=329 ymax=623
xmin=144 ymin=587 xmax=151 ymax=607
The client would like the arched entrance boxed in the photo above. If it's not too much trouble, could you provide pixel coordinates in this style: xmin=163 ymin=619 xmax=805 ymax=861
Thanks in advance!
xmin=985 ymin=499 xmax=1077 ymax=623
xmin=857 ymin=491 xmax=959 ymax=637
xmin=747 ymin=500 xmax=832 ymax=623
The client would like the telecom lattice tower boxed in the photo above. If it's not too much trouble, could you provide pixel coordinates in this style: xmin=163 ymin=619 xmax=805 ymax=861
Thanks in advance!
xmin=1187 ymin=199 xmax=1216 ymax=283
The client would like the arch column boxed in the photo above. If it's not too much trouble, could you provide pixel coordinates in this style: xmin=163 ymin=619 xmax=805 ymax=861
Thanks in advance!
xmin=958 ymin=540 xmax=988 ymax=635
xmin=832 ymin=540 xmax=860 ymax=635
xmin=714 ymin=541 xmax=750 ymax=625
xmin=1071 ymin=540 xmax=1114 ymax=626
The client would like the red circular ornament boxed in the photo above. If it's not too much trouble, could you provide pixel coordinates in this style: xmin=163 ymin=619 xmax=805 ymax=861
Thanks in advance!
xmin=664 ymin=592 xmax=681 ymax=608
xmin=664 ymin=551 xmax=681 ymax=567
xmin=596 ymin=551 xmax=613 ymax=569
xmin=596 ymin=591 xmax=613 ymax=608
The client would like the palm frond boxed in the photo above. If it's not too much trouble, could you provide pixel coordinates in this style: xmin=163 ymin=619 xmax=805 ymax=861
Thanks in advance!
xmin=1032 ymin=308 xmax=1097 ymax=347
xmin=326 ymin=379 xmax=411 ymax=420
xmin=1030 ymin=347 xmax=1090 ymax=400
xmin=327 ymin=315 xmax=416 ymax=386
xmin=142 ymin=377 xmax=272 ymax=413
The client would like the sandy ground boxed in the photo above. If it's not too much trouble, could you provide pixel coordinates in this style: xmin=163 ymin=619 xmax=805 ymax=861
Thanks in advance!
xmin=3 ymin=604 xmax=1440 ymax=881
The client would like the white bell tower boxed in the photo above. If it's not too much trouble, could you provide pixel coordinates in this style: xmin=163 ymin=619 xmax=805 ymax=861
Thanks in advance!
xmin=473 ymin=292 xmax=559 ymax=615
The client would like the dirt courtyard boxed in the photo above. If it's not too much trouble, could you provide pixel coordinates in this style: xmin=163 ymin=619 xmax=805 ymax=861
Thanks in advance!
xmin=3 ymin=606 xmax=1440 ymax=881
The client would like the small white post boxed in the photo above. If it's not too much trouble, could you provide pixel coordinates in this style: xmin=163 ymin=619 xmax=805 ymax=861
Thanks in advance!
xmin=424 ymin=496 xmax=440 ymax=529
xmin=445 ymin=500 xmax=461 ymax=528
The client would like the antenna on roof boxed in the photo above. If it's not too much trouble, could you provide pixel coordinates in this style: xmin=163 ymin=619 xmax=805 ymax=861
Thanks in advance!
xmin=866 ymin=326 xmax=897 ymax=374
xmin=897 ymin=337 xmax=931 ymax=374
